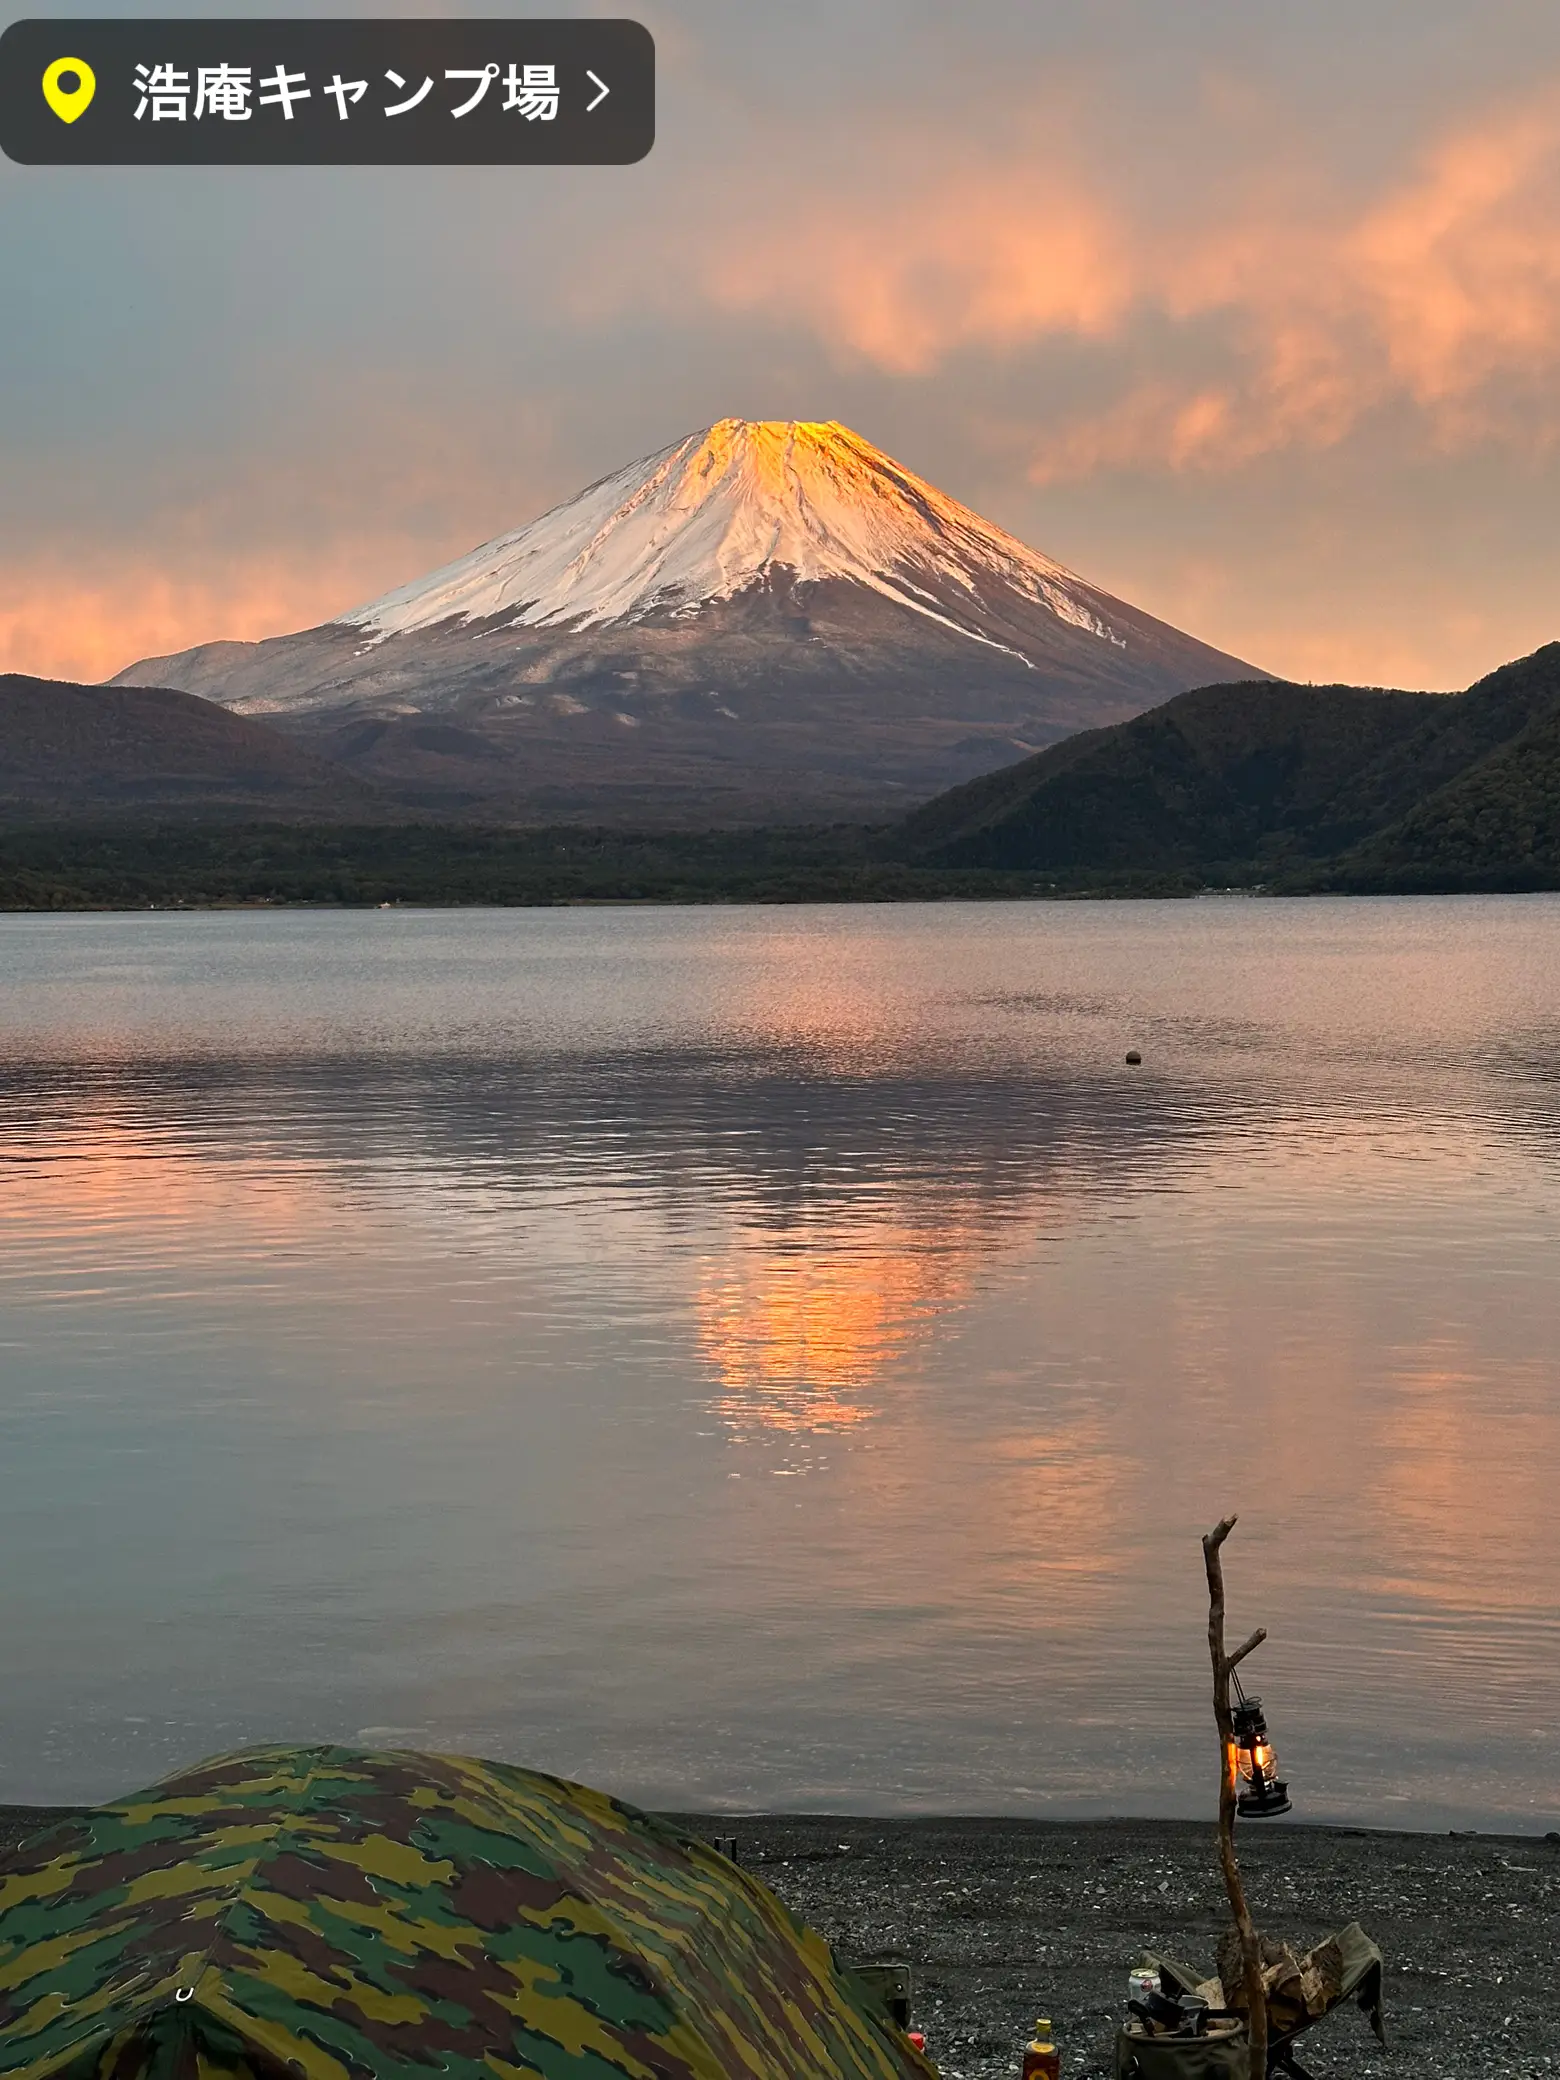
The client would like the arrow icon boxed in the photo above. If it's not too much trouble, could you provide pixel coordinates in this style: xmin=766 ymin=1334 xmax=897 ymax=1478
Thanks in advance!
xmin=585 ymin=69 xmax=609 ymax=112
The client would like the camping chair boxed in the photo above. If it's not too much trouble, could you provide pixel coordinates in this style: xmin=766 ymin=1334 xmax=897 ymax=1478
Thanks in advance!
xmin=1114 ymin=2010 xmax=1247 ymax=2079
xmin=1149 ymin=1924 xmax=1386 ymax=2079
xmin=846 ymin=1963 xmax=914 ymax=2034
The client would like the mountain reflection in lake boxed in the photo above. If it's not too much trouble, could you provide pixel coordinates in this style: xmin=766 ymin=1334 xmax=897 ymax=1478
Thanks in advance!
xmin=1 ymin=900 xmax=1557 ymax=1827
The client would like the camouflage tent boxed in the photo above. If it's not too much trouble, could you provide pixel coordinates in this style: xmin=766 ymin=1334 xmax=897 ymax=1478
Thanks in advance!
xmin=0 ymin=1744 xmax=935 ymax=2080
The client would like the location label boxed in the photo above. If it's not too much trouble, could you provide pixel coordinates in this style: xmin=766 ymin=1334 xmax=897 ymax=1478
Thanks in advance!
xmin=1 ymin=18 xmax=653 ymax=164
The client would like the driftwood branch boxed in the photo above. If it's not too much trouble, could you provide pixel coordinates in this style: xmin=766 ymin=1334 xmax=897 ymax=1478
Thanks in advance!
xmin=1203 ymin=1517 xmax=1269 ymax=2080
xmin=1228 ymin=1628 xmax=1267 ymax=1672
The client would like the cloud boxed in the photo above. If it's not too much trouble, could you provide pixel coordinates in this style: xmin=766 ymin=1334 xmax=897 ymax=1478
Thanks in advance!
xmin=623 ymin=77 xmax=1560 ymax=481
xmin=0 ymin=554 xmax=384 ymax=683
xmin=680 ymin=163 xmax=1132 ymax=378
xmin=1349 ymin=86 xmax=1560 ymax=414
xmin=0 ymin=384 xmax=574 ymax=681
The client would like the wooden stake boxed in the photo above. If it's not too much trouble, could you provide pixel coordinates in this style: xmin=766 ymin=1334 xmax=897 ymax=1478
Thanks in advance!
xmin=1203 ymin=1515 xmax=1269 ymax=2080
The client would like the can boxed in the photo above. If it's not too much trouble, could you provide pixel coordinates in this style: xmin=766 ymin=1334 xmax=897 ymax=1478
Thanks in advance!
xmin=1128 ymin=1965 xmax=1161 ymax=2009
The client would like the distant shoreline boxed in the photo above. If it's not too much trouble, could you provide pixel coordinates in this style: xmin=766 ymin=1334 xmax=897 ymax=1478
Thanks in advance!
xmin=3 ymin=818 xmax=1558 ymax=911
xmin=9 ymin=1801 xmax=1556 ymax=1851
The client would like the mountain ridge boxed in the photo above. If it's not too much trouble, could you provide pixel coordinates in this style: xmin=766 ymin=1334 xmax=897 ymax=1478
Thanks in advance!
xmin=894 ymin=642 xmax=1560 ymax=887
xmin=111 ymin=418 xmax=1266 ymax=825
xmin=8 ymin=648 xmax=1560 ymax=900
xmin=0 ymin=674 xmax=381 ymax=822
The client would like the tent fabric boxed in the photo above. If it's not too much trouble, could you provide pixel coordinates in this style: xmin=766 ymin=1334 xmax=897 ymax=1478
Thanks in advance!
xmin=0 ymin=1744 xmax=935 ymax=2080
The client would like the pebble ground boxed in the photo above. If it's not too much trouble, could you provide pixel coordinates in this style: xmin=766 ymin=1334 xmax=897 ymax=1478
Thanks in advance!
xmin=682 ymin=1813 xmax=1560 ymax=2080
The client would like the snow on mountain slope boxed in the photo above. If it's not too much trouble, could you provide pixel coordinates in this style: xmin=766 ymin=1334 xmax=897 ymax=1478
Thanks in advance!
xmin=345 ymin=418 xmax=1124 ymax=660
xmin=110 ymin=416 xmax=1268 ymax=825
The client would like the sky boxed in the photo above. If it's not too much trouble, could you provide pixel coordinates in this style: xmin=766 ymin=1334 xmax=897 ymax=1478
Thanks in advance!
xmin=5 ymin=0 xmax=1560 ymax=691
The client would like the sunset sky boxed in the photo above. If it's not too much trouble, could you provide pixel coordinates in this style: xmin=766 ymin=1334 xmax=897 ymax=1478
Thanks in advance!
xmin=6 ymin=0 xmax=1560 ymax=691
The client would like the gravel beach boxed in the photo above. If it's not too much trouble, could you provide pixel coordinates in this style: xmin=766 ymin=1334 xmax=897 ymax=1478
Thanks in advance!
xmin=676 ymin=1813 xmax=1560 ymax=2080
xmin=4 ymin=1805 xmax=1554 ymax=2078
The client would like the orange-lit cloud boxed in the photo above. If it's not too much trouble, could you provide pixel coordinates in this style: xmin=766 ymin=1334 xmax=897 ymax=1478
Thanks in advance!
xmin=1086 ymin=546 xmax=1527 ymax=693
xmin=0 ymin=389 xmax=569 ymax=682
xmin=676 ymin=172 xmax=1133 ymax=379
xmin=634 ymin=79 xmax=1560 ymax=481
xmin=1351 ymin=88 xmax=1560 ymax=417
xmin=0 ymin=557 xmax=371 ymax=684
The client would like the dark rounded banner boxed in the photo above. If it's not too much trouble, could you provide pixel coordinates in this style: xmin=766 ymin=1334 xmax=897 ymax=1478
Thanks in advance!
xmin=0 ymin=17 xmax=653 ymax=163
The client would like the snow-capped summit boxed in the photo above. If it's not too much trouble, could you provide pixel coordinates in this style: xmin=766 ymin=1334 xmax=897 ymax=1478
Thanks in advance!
xmin=114 ymin=419 xmax=1266 ymax=824
xmin=345 ymin=418 xmax=1122 ymax=660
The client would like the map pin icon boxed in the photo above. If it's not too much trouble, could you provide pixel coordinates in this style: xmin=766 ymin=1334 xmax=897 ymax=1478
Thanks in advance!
xmin=42 ymin=56 xmax=96 ymax=123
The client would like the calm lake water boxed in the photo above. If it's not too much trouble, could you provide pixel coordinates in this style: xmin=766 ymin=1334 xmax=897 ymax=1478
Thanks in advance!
xmin=1 ymin=898 xmax=1558 ymax=1829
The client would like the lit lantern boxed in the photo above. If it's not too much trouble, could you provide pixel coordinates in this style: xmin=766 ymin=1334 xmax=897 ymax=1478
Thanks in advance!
xmin=1231 ymin=1682 xmax=1291 ymax=1817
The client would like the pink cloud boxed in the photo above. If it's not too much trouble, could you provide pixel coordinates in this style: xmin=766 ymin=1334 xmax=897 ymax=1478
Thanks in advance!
xmin=1349 ymin=88 xmax=1560 ymax=412
xmin=629 ymin=78 xmax=1560 ymax=480
xmin=0 ymin=554 xmax=379 ymax=684
xmin=0 ymin=395 xmax=572 ymax=683
xmin=691 ymin=167 xmax=1132 ymax=376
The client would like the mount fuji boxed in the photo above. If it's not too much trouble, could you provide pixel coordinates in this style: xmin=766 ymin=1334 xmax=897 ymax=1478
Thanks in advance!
xmin=114 ymin=419 xmax=1266 ymax=823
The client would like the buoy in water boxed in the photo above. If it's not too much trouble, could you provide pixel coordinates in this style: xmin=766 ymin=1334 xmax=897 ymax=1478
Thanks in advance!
xmin=1125 ymin=1049 xmax=1142 ymax=1065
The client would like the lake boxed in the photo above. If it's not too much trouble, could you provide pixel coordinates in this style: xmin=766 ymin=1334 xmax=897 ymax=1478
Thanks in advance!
xmin=1 ymin=897 xmax=1557 ymax=1830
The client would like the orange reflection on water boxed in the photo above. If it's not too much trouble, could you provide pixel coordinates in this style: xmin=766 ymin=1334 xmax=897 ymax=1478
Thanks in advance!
xmin=0 ymin=1117 xmax=318 ymax=1237
xmin=1364 ymin=1347 xmax=1560 ymax=1620
xmin=696 ymin=1227 xmax=974 ymax=1435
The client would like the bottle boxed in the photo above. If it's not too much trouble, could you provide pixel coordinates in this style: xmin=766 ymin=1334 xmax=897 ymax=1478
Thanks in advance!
xmin=1022 ymin=2017 xmax=1060 ymax=2080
